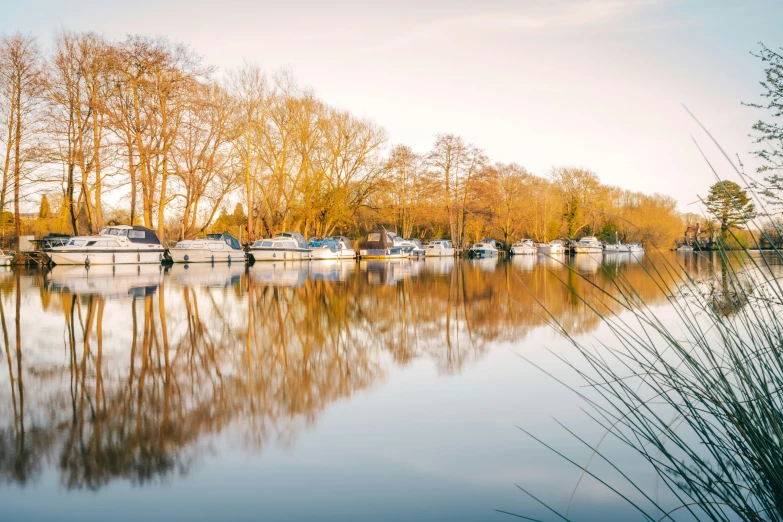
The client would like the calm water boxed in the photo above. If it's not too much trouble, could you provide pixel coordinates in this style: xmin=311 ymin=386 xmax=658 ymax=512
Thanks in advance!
xmin=0 ymin=252 xmax=738 ymax=521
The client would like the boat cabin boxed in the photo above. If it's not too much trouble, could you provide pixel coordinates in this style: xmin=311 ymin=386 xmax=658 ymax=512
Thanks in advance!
xmin=97 ymin=225 xmax=162 ymax=245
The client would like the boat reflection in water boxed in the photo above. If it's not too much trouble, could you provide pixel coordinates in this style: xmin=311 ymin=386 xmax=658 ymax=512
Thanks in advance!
xmin=248 ymin=260 xmax=309 ymax=287
xmin=45 ymin=264 xmax=164 ymax=297
xmin=511 ymin=253 xmax=537 ymax=272
xmin=470 ymin=256 xmax=499 ymax=273
xmin=166 ymin=262 xmax=246 ymax=288
xmin=0 ymin=252 xmax=750 ymax=521
xmin=360 ymin=259 xmax=423 ymax=285
xmin=423 ymin=256 xmax=454 ymax=275
xmin=308 ymin=259 xmax=356 ymax=282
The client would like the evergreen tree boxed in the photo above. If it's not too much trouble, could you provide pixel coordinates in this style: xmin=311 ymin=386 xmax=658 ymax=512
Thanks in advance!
xmin=704 ymin=180 xmax=755 ymax=242
xmin=38 ymin=194 xmax=50 ymax=218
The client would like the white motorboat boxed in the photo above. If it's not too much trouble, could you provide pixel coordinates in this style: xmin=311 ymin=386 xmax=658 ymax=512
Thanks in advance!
xmin=46 ymin=225 xmax=165 ymax=265
xmin=510 ymin=239 xmax=537 ymax=255
xmin=424 ymin=239 xmax=455 ymax=257
xmin=248 ymin=232 xmax=311 ymax=262
xmin=169 ymin=233 xmax=245 ymax=263
xmin=469 ymin=238 xmax=499 ymax=257
xmin=573 ymin=236 xmax=603 ymax=254
xmin=389 ymin=234 xmax=422 ymax=257
xmin=0 ymin=250 xmax=12 ymax=266
xmin=310 ymin=237 xmax=356 ymax=260
xmin=403 ymin=238 xmax=426 ymax=257
xmin=537 ymin=239 xmax=565 ymax=255
xmin=629 ymin=242 xmax=644 ymax=253
xmin=326 ymin=236 xmax=357 ymax=259
xmin=604 ymin=233 xmax=630 ymax=253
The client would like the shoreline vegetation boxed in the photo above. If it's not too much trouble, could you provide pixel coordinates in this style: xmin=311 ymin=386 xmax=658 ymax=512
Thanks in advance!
xmin=0 ymin=30 xmax=690 ymax=251
xmin=508 ymin=43 xmax=783 ymax=521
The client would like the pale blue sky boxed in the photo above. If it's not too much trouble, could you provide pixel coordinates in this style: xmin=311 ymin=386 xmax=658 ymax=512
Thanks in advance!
xmin=2 ymin=0 xmax=781 ymax=208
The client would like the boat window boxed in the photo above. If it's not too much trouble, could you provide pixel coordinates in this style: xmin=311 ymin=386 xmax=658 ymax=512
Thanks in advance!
xmin=176 ymin=242 xmax=189 ymax=248
xmin=69 ymin=239 xmax=85 ymax=247
xmin=208 ymin=243 xmax=224 ymax=250
xmin=191 ymin=244 xmax=204 ymax=249
xmin=86 ymin=240 xmax=97 ymax=247
xmin=261 ymin=241 xmax=273 ymax=247
xmin=110 ymin=228 xmax=122 ymax=235
xmin=99 ymin=228 xmax=108 ymax=235
xmin=128 ymin=230 xmax=145 ymax=239
xmin=285 ymin=241 xmax=297 ymax=248
xmin=367 ymin=233 xmax=380 ymax=242
xmin=272 ymin=242 xmax=283 ymax=248
xmin=117 ymin=229 xmax=128 ymax=236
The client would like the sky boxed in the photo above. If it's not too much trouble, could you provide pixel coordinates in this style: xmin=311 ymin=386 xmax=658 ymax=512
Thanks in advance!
xmin=1 ymin=0 xmax=780 ymax=210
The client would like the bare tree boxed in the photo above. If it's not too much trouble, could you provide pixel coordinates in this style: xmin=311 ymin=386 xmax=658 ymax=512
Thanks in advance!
xmin=0 ymin=33 xmax=44 ymax=244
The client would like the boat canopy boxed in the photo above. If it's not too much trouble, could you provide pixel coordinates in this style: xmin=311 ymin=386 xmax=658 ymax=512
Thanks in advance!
xmin=309 ymin=238 xmax=339 ymax=253
xmin=328 ymin=236 xmax=353 ymax=248
xmin=99 ymin=225 xmax=162 ymax=245
xmin=277 ymin=232 xmax=308 ymax=249
xmin=206 ymin=233 xmax=241 ymax=250
xmin=360 ymin=229 xmax=395 ymax=250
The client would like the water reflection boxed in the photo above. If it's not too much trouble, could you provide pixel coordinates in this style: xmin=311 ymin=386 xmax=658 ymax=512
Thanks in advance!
xmin=0 ymin=253 xmax=755 ymax=497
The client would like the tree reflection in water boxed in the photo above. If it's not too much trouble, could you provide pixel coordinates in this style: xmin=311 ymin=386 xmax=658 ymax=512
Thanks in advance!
xmin=0 ymin=253 xmax=733 ymax=490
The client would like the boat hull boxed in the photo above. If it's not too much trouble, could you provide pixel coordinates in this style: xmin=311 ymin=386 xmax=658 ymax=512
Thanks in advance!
xmin=47 ymin=248 xmax=165 ymax=265
xmin=358 ymin=248 xmax=408 ymax=260
xmin=538 ymin=245 xmax=565 ymax=254
xmin=169 ymin=248 xmax=245 ymax=263
xmin=511 ymin=246 xmax=536 ymax=255
xmin=469 ymin=249 xmax=498 ymax=257
xmin=425 ymin=248 xmax=455 ymax=257
xmin=248 ymin=248 xmax=311 ymax=262
xmin=310 ymin=248 xmax=356 ymax=260
xmin=573 ymin=246 xmax=603 ymax=254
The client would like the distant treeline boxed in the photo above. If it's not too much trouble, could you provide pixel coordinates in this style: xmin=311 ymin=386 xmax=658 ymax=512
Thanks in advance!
xmin=0 ymin=31 xmax=684 ymax=247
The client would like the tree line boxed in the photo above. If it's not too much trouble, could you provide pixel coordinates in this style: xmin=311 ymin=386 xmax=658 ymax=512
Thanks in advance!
xmin=0 ymin=30 xmax=684 ymax=248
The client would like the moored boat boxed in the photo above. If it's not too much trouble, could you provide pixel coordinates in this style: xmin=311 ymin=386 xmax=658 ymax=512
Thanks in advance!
xmin=572 ymin=236 xmax=603 ymax=254
xmin=169 ymin=233 xmax=244 ymax=263
xmin=468 ymin=238 xmax=499 ymax=257
xmin=358 ymin=229 xmax=408 ymax=259
xmin=0 ymin=250 xmax=12 ymax=266
xmin=537 ymin=239 xmax=565 ymax=255
xmin=248 ymin=232 xmax=311 ymax=262
xmin=309 ymin=237 xmax=356 ymax=260
xmin=510 ymin=239 xmax=537 ymax=255
xmin=325 ymin=236 xmax=357 ymax=259
xmin=403 ymin=238 xmax=426 ymax=257
xmin=629 ymin=242 xmax=644 ymax=253
xmin=45 ymin=225 xmax=165 ymax=265
xmin=425 ymin=239 xmax=454 ymax=257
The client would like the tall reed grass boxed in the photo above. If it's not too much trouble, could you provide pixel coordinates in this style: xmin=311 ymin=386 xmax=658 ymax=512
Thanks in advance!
xmin=507 ymin=113 xmax=783 ymax=521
